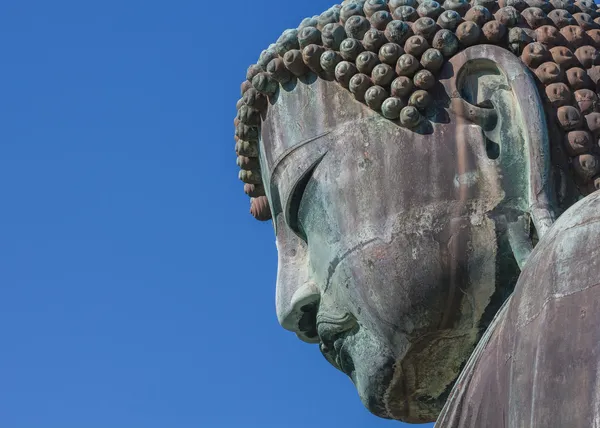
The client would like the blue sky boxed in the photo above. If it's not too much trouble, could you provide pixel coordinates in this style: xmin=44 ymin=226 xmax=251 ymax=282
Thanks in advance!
xmin=0 ymin=1 xmax=430 ymax=427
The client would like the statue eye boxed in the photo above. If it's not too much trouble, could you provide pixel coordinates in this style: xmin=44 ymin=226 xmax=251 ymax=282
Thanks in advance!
xmin=284 ymin=154 xmax=326 ymax=241
xmin=286 ymin=165 xmax=316 ymax=241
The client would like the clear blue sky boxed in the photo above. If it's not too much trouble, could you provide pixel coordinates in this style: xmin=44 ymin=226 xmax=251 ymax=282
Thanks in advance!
xmin=0 ymin=2 xmax=431 ymax=427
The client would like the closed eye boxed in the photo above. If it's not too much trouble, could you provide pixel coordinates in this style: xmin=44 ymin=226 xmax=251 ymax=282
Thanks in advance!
xmin=285 ymin=154 xmax=326 ymax=241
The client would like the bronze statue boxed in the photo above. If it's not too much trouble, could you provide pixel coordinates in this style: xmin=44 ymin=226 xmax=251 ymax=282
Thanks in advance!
xmin=233 ymin=0 xmax=600 ymax=425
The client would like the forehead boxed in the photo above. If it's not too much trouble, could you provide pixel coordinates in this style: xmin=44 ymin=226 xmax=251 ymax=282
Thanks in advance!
xmin=259 ymin=76 xmax=378 ymax=216
xmin=260 ymin=74 xmax=376 ymax=175
xmin=259 ymin=79 xmax=505 ymax=219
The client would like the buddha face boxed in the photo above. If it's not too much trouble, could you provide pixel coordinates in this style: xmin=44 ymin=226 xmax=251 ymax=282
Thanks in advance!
xmin=269 ymin=118 xmax=519 ymax=421
xmin=260 ymin=74 xmax=530 ymax=422
xmin=257 ymin=41 xmax=557 ymax=419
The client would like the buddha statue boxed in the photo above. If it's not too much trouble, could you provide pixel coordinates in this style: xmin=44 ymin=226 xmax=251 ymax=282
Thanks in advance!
xmin=233 ymin=0 xmax=600 ymax=425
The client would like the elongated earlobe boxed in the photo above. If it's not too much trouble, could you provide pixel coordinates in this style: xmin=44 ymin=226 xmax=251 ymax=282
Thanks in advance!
xmin=440 ymin=45 xmax=558 ymax=238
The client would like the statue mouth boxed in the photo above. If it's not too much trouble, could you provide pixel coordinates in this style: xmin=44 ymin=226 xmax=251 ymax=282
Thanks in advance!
xmin=318 ymin=312 xmax=398 ymax=419
xmin=316 ymin=313 xmax=357 ymax=376
xmin=316 ymin=311 xmax=355 ymax=326
xmin=335 ymin=335 xmax=355 ymax=376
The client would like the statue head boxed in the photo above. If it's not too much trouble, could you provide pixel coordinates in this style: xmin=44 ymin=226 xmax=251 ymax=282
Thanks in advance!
xmin=234 ymin=0 xmax=600 ymax=422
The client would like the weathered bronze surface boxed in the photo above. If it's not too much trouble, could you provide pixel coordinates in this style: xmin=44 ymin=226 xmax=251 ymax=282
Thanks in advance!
xmin=232 ymin=0 xmax=600 ymax=425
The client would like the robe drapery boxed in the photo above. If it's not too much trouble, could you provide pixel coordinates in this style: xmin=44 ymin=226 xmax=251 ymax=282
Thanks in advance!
xmin=437 ymin=191 xmax=600 ymax=427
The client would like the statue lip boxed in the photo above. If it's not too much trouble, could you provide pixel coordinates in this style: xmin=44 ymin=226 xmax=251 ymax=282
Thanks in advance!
xmin=316 ymin=312 xmax=354 ymax=326
xmin=318 ymin=332 xmax=355 ymax=376
xmin=316 ymin=312 xmax=357 ymax=376
xmin=334 ymin=337 xmax=353 ymax=376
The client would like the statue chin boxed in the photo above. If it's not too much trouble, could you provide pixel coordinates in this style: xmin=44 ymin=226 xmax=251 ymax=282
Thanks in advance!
xmin=385 ymin=330 xmax=480 ymax=423
xmin=338 ymin=327 xmax=397 ymax=419
xmin=343 ymin=323 xmax=473 ymax=423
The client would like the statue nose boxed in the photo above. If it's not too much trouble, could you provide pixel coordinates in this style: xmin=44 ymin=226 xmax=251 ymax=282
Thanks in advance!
xmin=279 ymin=282 xmax=321 ymax=344
xmin=273 ymin=213 xmax=320 ymax=342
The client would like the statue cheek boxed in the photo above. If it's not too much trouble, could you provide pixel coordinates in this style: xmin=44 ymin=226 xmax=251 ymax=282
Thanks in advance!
xmin=326 ymin=235 xmax=446 ymax=339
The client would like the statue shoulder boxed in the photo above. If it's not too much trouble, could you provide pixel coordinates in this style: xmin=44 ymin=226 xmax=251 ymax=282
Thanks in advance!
xmin=437 ymin=192 xmax=600 ymax=428
xmin=514 ymin=191 xmax=600 ymax=328
xmin=482 ymin=190 xmax=600 ymax=427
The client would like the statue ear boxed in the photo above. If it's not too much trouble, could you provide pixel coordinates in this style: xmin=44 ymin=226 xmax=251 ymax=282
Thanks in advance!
xmin=439 ymin=46 xmax=558 ymax=242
